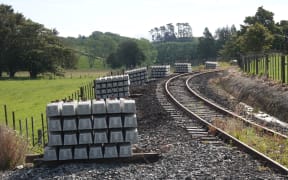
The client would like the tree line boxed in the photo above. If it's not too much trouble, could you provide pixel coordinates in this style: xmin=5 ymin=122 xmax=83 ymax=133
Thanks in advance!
xmin=220 ymin=6 xmax=288 ymax=59
xmin=0 ymin=4 xmax=77 ymax=78
xmin=149 ymin=23 xmax=193 ymax=42
xmin=2 ymin=4 xmax=287 ymax=75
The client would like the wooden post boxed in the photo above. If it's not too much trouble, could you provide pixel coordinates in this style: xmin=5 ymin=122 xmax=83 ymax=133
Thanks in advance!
xmin=19 ymin=119 xmax=22 ymax=135
xmin=80 ymin=87 xmax=84 ymax=100
xmin=281 ymin=55 xmax=286 ymax=83
xmin=37 ymin=129 xmax=42 ymax=145
xmin=4 ymin=105 xmax=8 ymax=126
xmin=25 ymin=118 xmax=29 ymax=140
xmin=31 ymin=117 xmax=35 ymax=146
xmin=255 ymin=56 xmax=259 ymax=75
xmin=265 ymin=55 xmax=269 ymax=78
xmin=41 ymin=113 xmax=46 ymax=146
xmin=12 ymin=111 xmax=15 ymax=130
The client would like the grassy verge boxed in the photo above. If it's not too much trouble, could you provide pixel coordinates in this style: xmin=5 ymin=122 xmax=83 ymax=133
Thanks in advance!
xmin=211 ymin=118 xmax=288 ymax=168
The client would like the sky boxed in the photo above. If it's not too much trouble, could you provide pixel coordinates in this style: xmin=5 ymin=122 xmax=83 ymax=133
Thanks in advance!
xmin=1 ymin=0 xmax=288 ymax=39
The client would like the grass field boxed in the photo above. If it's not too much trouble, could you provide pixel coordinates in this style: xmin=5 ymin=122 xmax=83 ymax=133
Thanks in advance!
xmin=0 ymin=70 xmax=107 ymax=138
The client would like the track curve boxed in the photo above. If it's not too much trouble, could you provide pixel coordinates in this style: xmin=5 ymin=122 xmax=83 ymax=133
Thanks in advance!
xmin=164 ymin=70 xmax=288 ymax=174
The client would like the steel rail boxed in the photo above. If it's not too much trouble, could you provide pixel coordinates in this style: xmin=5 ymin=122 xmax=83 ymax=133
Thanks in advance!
xmin=164 ymin=71 xmax=288 ymax=174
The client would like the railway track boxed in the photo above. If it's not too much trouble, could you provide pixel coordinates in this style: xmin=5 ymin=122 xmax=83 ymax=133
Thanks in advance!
xmin=158 ymin=70 xmax=288 ymax=174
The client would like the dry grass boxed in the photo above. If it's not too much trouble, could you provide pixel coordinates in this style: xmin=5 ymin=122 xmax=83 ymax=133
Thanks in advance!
xmin=212 ymin=118 xmax=288 ymax=168
xmin=0 ymin=125 xmax=28 ymax=170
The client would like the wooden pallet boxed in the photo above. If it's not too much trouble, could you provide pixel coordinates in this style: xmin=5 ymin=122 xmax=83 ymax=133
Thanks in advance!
xmin=26 ymin=153 xmax=161 ymax=167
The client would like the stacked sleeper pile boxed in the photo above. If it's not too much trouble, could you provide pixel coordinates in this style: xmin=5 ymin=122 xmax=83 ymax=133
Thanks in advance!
xmin=44 ymin=98 xmax=138 ymax=161
xmin=205 ymin=61 xmax=218 ymax=69
xmin=174 ymin=63 xmax=192 ymax=73
xmin=125 ymin=67 xmax=148 ymax=86
xmin=94 ymin=75 xmax=130 ymax=99
xmin=150 ymin=65 xmax=170 ymax=78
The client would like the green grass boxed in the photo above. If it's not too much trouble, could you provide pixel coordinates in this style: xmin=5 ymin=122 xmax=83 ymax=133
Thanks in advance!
xmin=0 ymin=70 xmax=107 ymax=143
xmin=77 ymin=55 xmax=106 ymax=69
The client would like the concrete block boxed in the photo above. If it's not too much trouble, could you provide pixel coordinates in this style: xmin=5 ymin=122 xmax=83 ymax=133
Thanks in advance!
xmin=78 ymin=117 xmax=92 ymax=130
xmin=94 ymin=130 xmax=108 ymax=144
xmin=77 ymin=101 xmax=91 ymax=115
xmin=108 ymin=116 xmax=122 ymax=128
xmin=93 ymin=116 xmax=107 ymax=129
xmin=74 ymin=147 xmax=88 ymax=160
xmin=89 ymin=145 xmax=103 ymax=159
xmin=119 ymin=143 xmax=132 ymax=157
xmin=62 ymin=101 xmax=77 ymax=116
xmin=104 ymin=144 xmax=118 ymax=158
xmin=92 ymin=99 xmax=106 ymax=114
xmin=63 ymin=118 xmax=77 ymax=131
xmin=48 ymin=133 xmax=62 ymax=146
xmin=79 ymin=132 xmax=93 ymax=145
xmin=48 ymin=117 xmax=62 ymax=131
xmin=120 ymin=99 xmax=136 ymax=113
xmin=43 ymin=147 xmax=58 ymax=161
xmin=46 ymin=102 xmax=62 ymax=117
xmin=64 ymin=133 xmax=78 ymax=145
xmin=112 ymin=82 xmax=118 ymax=87
xmin=59 ymin=147 xmax=73 ymax=160
xmin=106 ymin=98 xmax=121 ymax=113
xmin=125 ymin=128 xmax=138 ymax=144
xmin=110 ymin=130 xmax=124 ymax=143
xmin=101 ymin=83 xmax=106 ymax=89
xmin=124 ymin=114 xmax=137 ymax=128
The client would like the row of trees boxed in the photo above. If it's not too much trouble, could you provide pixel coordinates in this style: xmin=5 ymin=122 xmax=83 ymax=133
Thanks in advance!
xmin=0 ymin=4 xmax=77 ymax=78
xmin=154 ymin=6 xmax=288 ymax=64
xmin=149 ymin=23 xmax=193 ymax=42
xmin=220 ymin=6 xmax=288 ymax=59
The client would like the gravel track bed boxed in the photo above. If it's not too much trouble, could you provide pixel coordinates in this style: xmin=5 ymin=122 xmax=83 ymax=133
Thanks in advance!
xmin=1 ymin=79 xmax=287 ymax=179
xmin=189 ymin=70 xmax=288 ymax=136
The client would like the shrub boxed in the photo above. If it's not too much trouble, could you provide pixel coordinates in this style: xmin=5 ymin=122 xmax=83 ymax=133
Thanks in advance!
xmin=0 ymin=125 xmax=28 ymax=170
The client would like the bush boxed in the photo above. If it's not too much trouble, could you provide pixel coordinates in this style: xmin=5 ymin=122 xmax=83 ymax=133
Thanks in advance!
xmin=0 ymin=125 xmax=28 ymax=170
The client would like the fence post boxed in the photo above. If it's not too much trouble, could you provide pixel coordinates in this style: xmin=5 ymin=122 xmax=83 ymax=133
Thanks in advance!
xmin=41 ymin=113 xmax=46 ymax=146
xmin=4 ymin=105 xmax=8 ymax=126
xmin=255 ymin=56 xmax=259 ymax=75
xmin=37 ymin=129 xmax=42 ymax=145
xmin=12 ymin=111 xmax=15 ymax=130
xmin=265 ymin=54 xmax=269 ymax=78
xmin=25 ymin=118 xmax=29 ymax=140
xmin=281 ymin=55 xmax=286 ymax=83
xmin=19 ymin=119 xmax=22 ymax=135
xmin=31 ymin=117 xmax=35 ymax=146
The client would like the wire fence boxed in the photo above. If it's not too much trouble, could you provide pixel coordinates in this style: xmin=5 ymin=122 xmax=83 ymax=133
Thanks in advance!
xmin=1 ymin=81 xmax=95 ymax=151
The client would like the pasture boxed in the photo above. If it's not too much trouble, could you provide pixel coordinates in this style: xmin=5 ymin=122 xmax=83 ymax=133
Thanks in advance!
xmin=0 ymin=70 xmax=107 ymax=140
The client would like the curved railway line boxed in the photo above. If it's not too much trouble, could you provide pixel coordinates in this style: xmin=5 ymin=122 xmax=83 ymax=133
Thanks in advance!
xmin=160 ymin=70 xmax=288 ymax=174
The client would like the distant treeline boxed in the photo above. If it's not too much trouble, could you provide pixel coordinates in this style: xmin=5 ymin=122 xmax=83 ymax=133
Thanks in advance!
xmin=2 ymin=4 xmax=288 ymax=78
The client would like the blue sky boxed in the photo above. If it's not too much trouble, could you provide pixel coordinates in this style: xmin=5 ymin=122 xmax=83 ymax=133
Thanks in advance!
xmin=1 ymin=0 xmax=288 ymax=39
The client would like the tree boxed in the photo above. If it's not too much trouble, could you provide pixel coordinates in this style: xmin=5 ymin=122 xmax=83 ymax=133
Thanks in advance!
xmin=0 ymin=4 xmax=25 ymax=77
xmin=197 ymin=27 xmax=216 ymax=60
xmin=242 ymin=23 xmax=274 ymax=53
xmin=106 ymin=40 xmax=145 ymax=68
xmin=215 ymin=25 xmax=237 ymax=53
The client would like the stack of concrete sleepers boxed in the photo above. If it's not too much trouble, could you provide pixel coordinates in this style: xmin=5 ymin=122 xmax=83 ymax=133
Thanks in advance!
xmin=44 ymin=98 xmax=138 ymax=161
xmin=125 ymin=67 xmax=148 ymax=86
xmin=174 ymin=63 xmax=192 ymax=73
xmin=94 ymin=75 xmax=130 ymax=99
xmin=150 ymin=65 xmax=170 ymax=78
xmin=205 ymin=61 xmax=219 ymax=69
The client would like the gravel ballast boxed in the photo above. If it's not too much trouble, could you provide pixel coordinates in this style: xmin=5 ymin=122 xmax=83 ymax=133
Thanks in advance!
xmin=1 ymin=79 xmax=287 ymax=179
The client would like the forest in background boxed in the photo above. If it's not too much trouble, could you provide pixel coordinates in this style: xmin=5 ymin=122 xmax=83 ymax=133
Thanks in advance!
xmin=1 ymin=4 xmax=288 ymax=78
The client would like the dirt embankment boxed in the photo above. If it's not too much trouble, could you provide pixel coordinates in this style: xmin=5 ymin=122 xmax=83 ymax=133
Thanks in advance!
xmin=218 ymin=68 xmax=288 ymax=122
